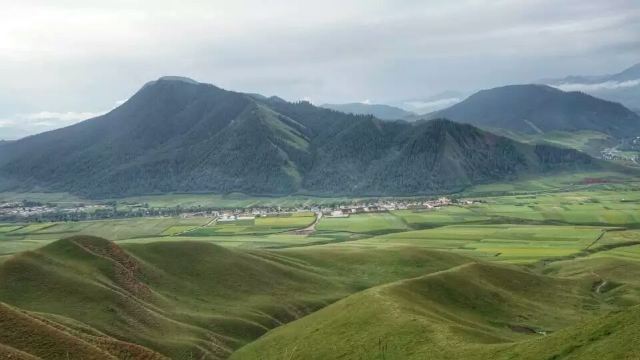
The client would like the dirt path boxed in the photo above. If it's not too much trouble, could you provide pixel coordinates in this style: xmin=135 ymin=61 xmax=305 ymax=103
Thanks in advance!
xmin=290 ymin=212 xmax=322 ymax=235
xmin=585 ymin=230 xmax=607 ymax=250
xmin=595 ymin=280 xmax=608 ymax=294
xmin=174 ymin=216 xmax=217 ymax=236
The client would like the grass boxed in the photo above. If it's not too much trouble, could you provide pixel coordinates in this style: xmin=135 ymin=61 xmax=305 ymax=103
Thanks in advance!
xmin=231 ymin=261 xmax=633 ymax=360
xmin=0 ymin=236 xmax=472 ymax=359
xmin=316 ymin=212 xmax=408 ymax=234
xmin=185 ymin=214 xmax=316 ymax=237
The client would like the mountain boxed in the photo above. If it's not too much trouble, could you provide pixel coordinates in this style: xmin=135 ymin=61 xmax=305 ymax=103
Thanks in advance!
xmin=430 ymin=84 xmax=640 ymax=137
xmin=544 ymin=63 xmax=640 ymax=111
xmin=0 ymin=77 xmax=599 ymax=198
xmin=320 ymin=102 xmax=415 ymax=120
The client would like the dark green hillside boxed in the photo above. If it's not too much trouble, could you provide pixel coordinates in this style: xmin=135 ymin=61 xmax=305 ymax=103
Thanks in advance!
xmin=431 ymin=84 xmax=640 ymax=137
xmin=304 ymin=119 xmax=594 ymax=195
xmin=0 ymin=78 xmax=603 ymax=198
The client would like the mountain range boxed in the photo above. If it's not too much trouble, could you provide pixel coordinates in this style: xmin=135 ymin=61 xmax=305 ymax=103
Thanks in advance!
xmin=428 ymin=84 xmax=640 ymax=137
xmin=0 ymin=77 xmax=598 ymax=199
xmin=544 ymin=62 xmax=640 ymax=111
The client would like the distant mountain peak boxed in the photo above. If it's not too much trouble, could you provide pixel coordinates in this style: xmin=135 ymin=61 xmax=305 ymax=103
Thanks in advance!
xmin=157 ymin=76 xmax=200 ymax=84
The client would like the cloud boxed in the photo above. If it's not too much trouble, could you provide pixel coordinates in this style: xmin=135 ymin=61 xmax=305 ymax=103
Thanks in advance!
xmin=0 ymin=111 xmax=103 ymax=139
xmin=0 ymin=99 xmax=126 ymax=139
xmin=0 ymin=1 xmax=639 ymax=117
xmin=23 ymin=111 xmax=105 ymax=122
xmin=403 ymin=98 xmax=462 ymax=113
xmin=552 ymin=79 xmax=640 ymax=92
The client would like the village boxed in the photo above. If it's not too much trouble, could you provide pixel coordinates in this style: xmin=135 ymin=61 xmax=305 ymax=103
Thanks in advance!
xmin=0 ymin=201 xmax=112 ymax=221
xmin=0 ymin=195 xmax=473 ymax=223
xmin=191 ymin=196 xmax=469 ymax=222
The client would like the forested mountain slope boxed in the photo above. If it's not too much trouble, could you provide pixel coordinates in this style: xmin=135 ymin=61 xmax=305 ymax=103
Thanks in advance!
xmin=0 ymin=78 xmax=599 ymax=198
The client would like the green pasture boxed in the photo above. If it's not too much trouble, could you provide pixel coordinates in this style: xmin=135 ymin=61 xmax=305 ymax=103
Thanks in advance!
xmin=316 ymin=212 xmax=408 ymax=234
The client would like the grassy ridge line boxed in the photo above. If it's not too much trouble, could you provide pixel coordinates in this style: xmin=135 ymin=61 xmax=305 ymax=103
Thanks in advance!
xmin=230 ymin=260 xmax=634 ymax=359
xmin=0 ymin=236 xmax=472 ymax=359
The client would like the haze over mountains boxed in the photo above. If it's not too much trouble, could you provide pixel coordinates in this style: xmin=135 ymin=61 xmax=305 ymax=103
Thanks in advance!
xmin=544 ymin=62 xmax=640 ymax=112
xmin=0 ymin=77 xmax=599 ymax=199
xmin=320 ymin=103 xmax=415 ymax=120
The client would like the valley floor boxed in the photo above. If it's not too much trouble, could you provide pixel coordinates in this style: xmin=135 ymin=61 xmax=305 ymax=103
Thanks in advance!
xmin=1 ymin=172 xmax=640 ymax=359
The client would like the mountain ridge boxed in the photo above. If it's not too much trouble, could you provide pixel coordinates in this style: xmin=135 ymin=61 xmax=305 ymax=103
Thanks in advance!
xmin=543 ymin=62 xmax=640 ymax=110
xmin=0 ymin=78 xmax=602 ymax=198
xmin=429 ymin=84 xmax=640 ymax=137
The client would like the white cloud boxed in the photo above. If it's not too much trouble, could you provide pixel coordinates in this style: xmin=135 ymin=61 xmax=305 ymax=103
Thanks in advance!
xmin=0 ymin=99 xmax=125 ymax=139
xmin=403 ymin=98 xmax=462 ymax=113
xmin=0 ymin=111 xmax=104 ymax=139
xmin=22 ymin=111 xmax=104 ymax=122
xmin=0 ymin=1 xmax=638 ymax=114
xmin=552 ymin=79 xmax=640 ymax=92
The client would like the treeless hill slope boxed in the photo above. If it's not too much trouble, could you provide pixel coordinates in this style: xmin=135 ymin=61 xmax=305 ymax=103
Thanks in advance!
xmin=0 ymin=302 xmax=165 ymax=359
xmin=0 ymin=236 xmax=471 ymax=359
xmin=231 ymin=261 xmax=639 ymax=359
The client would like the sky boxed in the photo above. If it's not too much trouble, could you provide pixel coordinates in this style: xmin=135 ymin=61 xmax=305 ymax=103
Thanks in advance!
xmin=1 ymin=0 xmax=639 ymax=139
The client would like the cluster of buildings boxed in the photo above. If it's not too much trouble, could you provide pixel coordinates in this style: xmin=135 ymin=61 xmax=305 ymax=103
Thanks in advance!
xmin=0 ymin=201 xmax=111 ymax=221
xmin=322 ymin=197 xmax=455 ymax=218
xmin=179 ymin=197 xmax=462 ymax=220
xmin=601 ymin=147 xmax=639 ymax=163
xmin=0 ymin=202 xmax=56 ymax=218
xmin=4 ymin=195 xmax=472 ymax=223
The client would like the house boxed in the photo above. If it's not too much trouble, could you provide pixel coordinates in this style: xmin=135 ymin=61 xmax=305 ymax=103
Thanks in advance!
xmin=329 ymin=210 xmax=349 ymax=218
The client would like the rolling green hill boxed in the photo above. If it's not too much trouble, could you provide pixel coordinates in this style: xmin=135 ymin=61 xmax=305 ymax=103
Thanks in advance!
xmin=231 ymin=261 xmax=640 ymax=360
xmin=0 ymin=77 xmax=603 ymax=198
xmin=0 ymin=236 xmax=471 ymax=359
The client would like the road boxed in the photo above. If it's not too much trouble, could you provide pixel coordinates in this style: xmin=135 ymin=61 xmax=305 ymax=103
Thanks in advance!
xmin=291 ymin=212 xmax=322 ymax=235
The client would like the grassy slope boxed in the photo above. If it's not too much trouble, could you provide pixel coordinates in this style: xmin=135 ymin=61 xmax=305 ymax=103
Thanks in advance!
xmin=0 ymin=302 xmax=165 ymax=359
xmin=231 ymin=260 xmax=638 ymax=359
xmin=0 ymin=236 xmax=471 ymax=359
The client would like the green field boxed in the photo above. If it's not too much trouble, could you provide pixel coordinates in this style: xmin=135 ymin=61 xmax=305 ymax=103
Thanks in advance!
xmin=1 ymin=176 xmax=640 ymax=359
xmin=317 ymin=212 xmax=409 ymax=234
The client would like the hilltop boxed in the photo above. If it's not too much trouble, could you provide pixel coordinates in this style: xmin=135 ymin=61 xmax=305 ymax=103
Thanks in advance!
xmin=0 ymin=78 xmax=600 ymax=198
